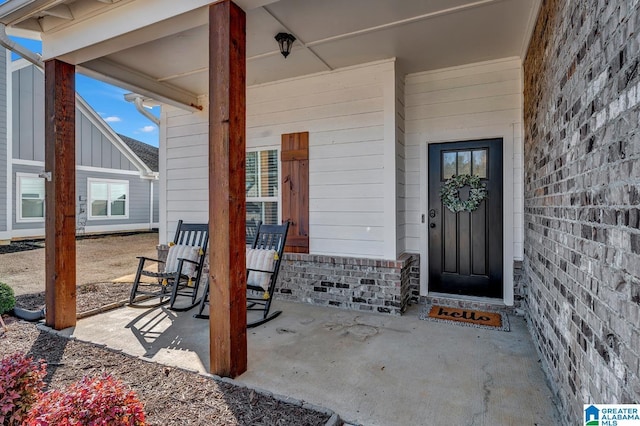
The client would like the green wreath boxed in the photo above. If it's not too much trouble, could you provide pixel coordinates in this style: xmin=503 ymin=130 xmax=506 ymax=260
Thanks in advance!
xmin=439 ymin=174 xmax=488 ymax=213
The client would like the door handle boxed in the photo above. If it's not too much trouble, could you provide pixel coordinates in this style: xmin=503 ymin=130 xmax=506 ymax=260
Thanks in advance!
xmin=430 ymin=223 xmax=436 ymax=228
xmin=429 ymin=209 xmax=437 ymax=218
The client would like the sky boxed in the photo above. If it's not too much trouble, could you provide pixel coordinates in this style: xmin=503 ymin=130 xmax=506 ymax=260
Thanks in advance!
xmin=9 ymin=36 xmax=161 ymax=147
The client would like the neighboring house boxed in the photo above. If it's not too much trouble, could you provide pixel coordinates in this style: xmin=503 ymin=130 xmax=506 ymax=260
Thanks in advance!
xmin=0 ymin=53 xmax=159 ymax=241
xmin=0 ymin=1 xmax=638 ymax=424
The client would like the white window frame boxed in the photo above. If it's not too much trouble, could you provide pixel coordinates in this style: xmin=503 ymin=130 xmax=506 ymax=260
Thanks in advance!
xmin=87 ymin=178 xmax=130 ymax=220
xmin=16 ymin=172 xmax=45 ymax=223
xmin=246 ymin=147 xmax=281 ymax=225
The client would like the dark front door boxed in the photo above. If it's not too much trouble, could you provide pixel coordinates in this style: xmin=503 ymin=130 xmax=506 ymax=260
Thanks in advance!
xmin=428 ymin=139 xmax=503 ymax=298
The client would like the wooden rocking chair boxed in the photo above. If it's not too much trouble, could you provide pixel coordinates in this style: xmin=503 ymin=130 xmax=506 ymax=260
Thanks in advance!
xmin=195 ymin=221 xmax=289 ymax=328
xmin=129 ymin=221 xmax=209 ymax=311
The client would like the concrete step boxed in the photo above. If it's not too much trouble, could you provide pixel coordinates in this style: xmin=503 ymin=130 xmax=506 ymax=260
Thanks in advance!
xmin=422 ymin=293 xmax=515 ymax=314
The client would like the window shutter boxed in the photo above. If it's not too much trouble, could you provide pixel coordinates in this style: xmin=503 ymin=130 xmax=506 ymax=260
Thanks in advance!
xmin=281 ymin=132 xmax=309 ymax=253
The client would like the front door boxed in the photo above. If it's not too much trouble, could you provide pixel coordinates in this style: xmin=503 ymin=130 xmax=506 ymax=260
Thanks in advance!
xmin=428 ymin=139 xmax=503 ymax=298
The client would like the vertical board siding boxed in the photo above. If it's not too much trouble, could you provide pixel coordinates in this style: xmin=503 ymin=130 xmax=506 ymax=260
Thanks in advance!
xmin=12 ymin=66 xmax=37 ymax=161
xmin=163 ymin=61 xmax=391 ymax=257
xmin=404 ymin=58 xmax=524 ymax=259
xmin=7 ymin=62 xmax=154 ymax=239
xmin=0 ymin=49 xmax=6 ymax=232
xmin=11 ymin=64 xmax=137 ymax=171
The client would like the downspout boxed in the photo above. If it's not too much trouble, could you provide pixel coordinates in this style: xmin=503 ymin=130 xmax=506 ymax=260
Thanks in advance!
xmin=0 ymin=23 xmax=43 ymax=68
xmin=149 ymin=180 xmax=153 ymax=230
xmin=133 ymin=96 xmax=160 ymax=126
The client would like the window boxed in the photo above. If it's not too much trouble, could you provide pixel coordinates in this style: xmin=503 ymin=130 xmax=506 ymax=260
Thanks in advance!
xmin=88 ymin=179 xmax=129 ymax=219
xmin=17 ymin=174 xmax=45 ymax=222
xmin=246 ymin=149 xmax=279 ymax=240
xmin=442 ymin=149 xmax=488 ymax=179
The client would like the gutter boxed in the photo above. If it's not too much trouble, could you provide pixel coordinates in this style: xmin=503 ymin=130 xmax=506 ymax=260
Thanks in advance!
xmin=0 ymin=23 xmax=43 ymax=68
xmin=124 ymin=92 xmax=160 ymax=126
xmin=133 ymin=96 xmax=160 ymax=126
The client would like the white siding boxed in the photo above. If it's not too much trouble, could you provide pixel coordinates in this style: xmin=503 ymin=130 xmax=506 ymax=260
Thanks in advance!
xmin=161 ymin=106 xmax=209 ymax=243
xmin=162 ymin=61 xmax=395 ymax=257
xmin=404 ymin=57 xmax=524 ymax=302
xmin=395 ymin=64 xmax=406 ymax=257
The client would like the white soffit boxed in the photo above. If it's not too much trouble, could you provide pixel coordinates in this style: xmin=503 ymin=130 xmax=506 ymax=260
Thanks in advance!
xmin=0 ymin=0 xmax=539 ymax=108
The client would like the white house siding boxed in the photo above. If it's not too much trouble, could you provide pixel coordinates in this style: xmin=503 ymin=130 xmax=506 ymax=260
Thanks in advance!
xmin=395 ymin=63 xmax=406 ymax=257
xmin=404 ymin=57 xmax=524 ymax=301
xmin=160 ymin=105 xmax=209 ymax=243
xmin=162 ymin=60 xmax=397 ymax=258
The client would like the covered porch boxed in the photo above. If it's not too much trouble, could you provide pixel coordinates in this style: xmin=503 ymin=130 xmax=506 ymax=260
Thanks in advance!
xmin=59 ymin=300 xmax=558 ymax=425
xmin=0 ymin=0 xmax=539 ymax=378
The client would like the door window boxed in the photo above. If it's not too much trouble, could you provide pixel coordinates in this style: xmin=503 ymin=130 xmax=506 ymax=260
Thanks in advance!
xmin=441 ymin=149 xmax=488 ymax=180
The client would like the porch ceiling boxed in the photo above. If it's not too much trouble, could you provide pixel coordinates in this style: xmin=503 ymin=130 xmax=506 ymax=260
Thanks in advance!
xmin=0 ymin=0 xmax=540 ymax=109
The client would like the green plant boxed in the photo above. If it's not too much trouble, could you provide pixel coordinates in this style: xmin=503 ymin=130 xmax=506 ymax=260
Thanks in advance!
xmin=26 ymin=373 xmax=146 ymax=426
xmin=0 ymin=282 xmax=15 ymax=315
xmin=440 ymin=174 xmax=488 ymax=213
xmin=0 ymin=353 xmax=47 ymax=426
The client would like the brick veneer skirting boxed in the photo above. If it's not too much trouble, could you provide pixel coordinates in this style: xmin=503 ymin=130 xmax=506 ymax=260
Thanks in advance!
xmin=276 ymin=253 xmax=420 ymax=315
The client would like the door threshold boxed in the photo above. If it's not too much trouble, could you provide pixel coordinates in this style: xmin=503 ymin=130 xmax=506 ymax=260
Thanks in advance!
xmin=423 ymin=292 xmax=513 ymax=313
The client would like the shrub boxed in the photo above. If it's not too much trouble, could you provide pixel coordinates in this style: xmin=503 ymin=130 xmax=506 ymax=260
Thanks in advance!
xmin=26 ymin=373 xmax=146 ymax=426
xmin=0 ymin=283 xmax=15 ymax=315
xmin=0 ymin=353 xmax=47 ymax=425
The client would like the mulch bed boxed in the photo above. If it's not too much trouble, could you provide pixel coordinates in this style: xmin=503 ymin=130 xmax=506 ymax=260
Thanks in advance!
xmin=16 ymin=282 xmax=131 ymax=313
xmin=15 ymin=282 xmax=134 ymax=312
xmin=0 ymin=319 xmax=333 ymax=425
xmin=0 ymin=240 xmax=44 ymax=254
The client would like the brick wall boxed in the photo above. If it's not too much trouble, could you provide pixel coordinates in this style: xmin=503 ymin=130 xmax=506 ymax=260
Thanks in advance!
xmin=276 ymin=253 xmax=420 ymax=315
xmin=161 ymin=243 xmax=420 ymax=315
xmin=523 ymin=0 xmax=640 ymax=423
xmin=513 ymin=260 xmax=526 ymax=311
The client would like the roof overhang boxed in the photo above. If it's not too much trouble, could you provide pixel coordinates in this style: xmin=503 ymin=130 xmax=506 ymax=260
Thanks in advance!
xmin=0 ymin=0 xmax=541 ymax=112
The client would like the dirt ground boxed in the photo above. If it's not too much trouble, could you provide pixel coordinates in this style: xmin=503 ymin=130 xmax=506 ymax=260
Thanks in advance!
xmin=0 ymin=233 xmax=159 ymax=296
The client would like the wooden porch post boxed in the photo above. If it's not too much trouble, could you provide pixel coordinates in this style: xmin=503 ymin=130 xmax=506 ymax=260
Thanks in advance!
xmin=209 ymin=0 xmax=247 ymax=377
xmin=44 ymin=59 xmax=76 ymax=330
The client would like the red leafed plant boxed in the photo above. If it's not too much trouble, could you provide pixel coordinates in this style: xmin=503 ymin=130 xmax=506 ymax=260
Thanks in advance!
xmin=0 ymin=352 xmax=47 ymax=426
xmin=25 ymin=373 xmax=146 ymax=426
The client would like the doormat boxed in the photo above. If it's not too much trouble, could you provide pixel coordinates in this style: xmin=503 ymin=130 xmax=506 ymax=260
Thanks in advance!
xmin=419 ymin=305 xmax=510 ymax=331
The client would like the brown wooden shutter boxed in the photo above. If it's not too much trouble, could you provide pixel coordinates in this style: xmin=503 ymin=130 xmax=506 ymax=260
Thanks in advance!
xmin=281 ymin=132 xmax=309 ymax=253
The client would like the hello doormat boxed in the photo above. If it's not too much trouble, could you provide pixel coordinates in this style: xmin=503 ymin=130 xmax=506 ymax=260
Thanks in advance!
xmin=419 ymin=305 xmax=510 ymax=331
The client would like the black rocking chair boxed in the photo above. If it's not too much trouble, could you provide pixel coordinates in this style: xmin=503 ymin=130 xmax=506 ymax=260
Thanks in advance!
xmin=195 ymin=221 xmax=289 ymax=328
xmin=129 ymin=221 xmax=209 ymax=311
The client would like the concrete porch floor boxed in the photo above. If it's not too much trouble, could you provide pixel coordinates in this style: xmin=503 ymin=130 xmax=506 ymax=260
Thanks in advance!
xmin=66 ymin=300 xmax=560 ymax=425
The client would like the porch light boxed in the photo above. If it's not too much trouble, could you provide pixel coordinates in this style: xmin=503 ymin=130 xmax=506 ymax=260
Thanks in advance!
xmin=275 ymin=32 xmax=296 ymax=58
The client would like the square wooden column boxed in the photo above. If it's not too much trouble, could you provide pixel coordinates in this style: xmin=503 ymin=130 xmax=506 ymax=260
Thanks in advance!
xmin=44 ymin=59 xmax=76 ymax=330
xmin=209 ymin=0 xmax=247 ymax=377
